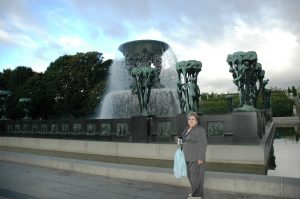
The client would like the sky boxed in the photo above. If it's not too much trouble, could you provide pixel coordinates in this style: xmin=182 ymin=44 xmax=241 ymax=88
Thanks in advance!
xmin=0 ymin=0 xmax=299 ymax=93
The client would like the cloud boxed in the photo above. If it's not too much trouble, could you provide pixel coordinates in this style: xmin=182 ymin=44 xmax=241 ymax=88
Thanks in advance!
xmin=269 ymin=0 xmax=300 ymax=34
xmin=58 ymin=36 xmax=88 ymax=50
xmin=0 ymin=0 xmax=299 ymax=92
xmin=159 ymin=15 xmax=299 ymax=93
xmin=63 ymin=0 xmax=299 ymax=94
xmin=0 ymin=29 xmax=38 ymax=48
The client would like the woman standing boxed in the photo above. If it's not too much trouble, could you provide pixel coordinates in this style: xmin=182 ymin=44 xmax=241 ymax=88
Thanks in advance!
xmin=181 ymin=112 xmax=207 ymax=199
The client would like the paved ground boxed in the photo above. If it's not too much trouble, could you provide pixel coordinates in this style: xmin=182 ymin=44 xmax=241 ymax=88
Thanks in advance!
xmin=0 ymin=161 xmax=281 ymax=199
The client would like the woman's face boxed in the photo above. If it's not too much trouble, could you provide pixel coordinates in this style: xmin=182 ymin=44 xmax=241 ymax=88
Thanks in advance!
xmin=188 ymin=115 xmax=198 ymax=128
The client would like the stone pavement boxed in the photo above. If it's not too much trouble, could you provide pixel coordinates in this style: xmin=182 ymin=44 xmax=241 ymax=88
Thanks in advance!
xmin=0 ymin=161 xmax=281 ymax=199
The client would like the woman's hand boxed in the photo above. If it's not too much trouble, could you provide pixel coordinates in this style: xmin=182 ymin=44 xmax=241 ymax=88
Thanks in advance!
xmin=197 ymin=160 xmax=204 ymax=165
xmin=177 ymin=138 xmax=183 ymax=146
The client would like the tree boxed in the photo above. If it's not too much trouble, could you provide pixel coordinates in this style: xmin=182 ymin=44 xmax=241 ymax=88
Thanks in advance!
xmin=271 ymin=90 xmax=294 ymax=116
xmin=199 ymin=93 xmax=240 ymax=114
xmin=44 ymin=52 xmax=112 ymax=118
xmin=6 ymin=67 xmax=34 ymax=90
xmin=292 ymin=86 xmax=297 ymax=97
xmin=1 ymin=67 xmax=36 ymax=119
xmin=0 ymin=71 xmax=9 ymax=89
xmin=21 ymin=73 xmax=49 ymax=119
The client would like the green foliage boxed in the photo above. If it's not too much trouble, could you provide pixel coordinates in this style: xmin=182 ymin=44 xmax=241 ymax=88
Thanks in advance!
xmin=44 ymin=52 xmax=112 ymax=118
xmin=271 ymin=90 xmax=294 ymax=116
xmin=292 ymin=86 xmax=297 ymax=96
xmin=5 ymin=66 xmax=35 ymax=90
xmin=256 ymin=95 xmax=264 ymax=109
xmin=200 ymin=100 xmax=228 ymax=114
xmin=0 ymin=66 xmax=36 ymax=119
xmin=199 ymin=93 xmax=240 ymax=114
xmin=0 ymin=71 xmax=9 ymax=89
xmin=21 ymin=73 xmax=49 ymax=119
xmin=86 ymin=81 xmax=107 ymax=117
xmin=0 ymin=52 xmax=112 ymax=119
xmin=199 ymin=90 xmax=294 ymax=116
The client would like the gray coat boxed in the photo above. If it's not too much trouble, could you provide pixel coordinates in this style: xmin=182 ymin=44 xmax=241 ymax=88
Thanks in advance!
xmin=182 ymin=125 xmax=207 ymax=162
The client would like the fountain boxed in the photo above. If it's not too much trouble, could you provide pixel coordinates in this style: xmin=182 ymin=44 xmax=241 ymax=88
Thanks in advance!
xmin=0 ymin=46 xmax=276 ymax=174
xmin=99 ymin=40 xmax=180 ymax=118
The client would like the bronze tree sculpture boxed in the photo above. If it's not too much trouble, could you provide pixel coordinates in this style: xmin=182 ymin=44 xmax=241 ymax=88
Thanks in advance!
xmin=176 ymin=60 xmax=202 ymax=113
xmin=227 ymin=51 xmax=269 ymax=112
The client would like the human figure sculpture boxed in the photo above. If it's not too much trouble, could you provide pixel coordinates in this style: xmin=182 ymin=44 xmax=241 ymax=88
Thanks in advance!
xmin=188 ymin=76 xmax=200 ymax=111
xmin=131 ymin=67 xmax=155 ymax=115
xmin=227 ymin=51 xmax=269 ymax=112
xmin=227 ymin=54 xmax=244 ymax=106
xmin=177 ymin=81 xmax=186 ymax=112
xmin=176 ymin=60 xmax=202 ymax=113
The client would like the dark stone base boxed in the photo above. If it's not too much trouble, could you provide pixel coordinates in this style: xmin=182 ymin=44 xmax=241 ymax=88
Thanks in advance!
xmin=130 ymin=115 xmax=149 ymax=142
xmin=232 ymin=112 xmax=260 ymax=144
xmin=175 ymin=113 xmax=187 ymax=136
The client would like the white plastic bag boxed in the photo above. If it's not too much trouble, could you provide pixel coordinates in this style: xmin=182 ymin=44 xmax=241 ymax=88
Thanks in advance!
xmin=173 ymin=147 xmax=187 ymax=179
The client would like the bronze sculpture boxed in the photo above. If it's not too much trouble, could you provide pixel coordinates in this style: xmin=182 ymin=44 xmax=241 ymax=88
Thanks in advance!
xmin=227 ymin=51 xmax=269 ymax=112
xmin=176 ymin=60 xmax=202 ymax=113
